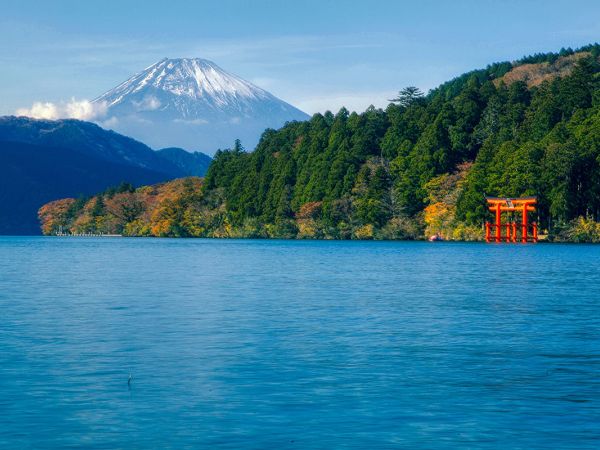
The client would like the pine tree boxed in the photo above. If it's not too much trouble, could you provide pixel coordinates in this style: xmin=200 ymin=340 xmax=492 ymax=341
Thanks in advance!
xmin=389 ymin=86 xmax=425 ymax=108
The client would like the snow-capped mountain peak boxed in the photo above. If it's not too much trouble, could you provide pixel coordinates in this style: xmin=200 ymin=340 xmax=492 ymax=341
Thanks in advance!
xmin=92 ymin=58 xmax=308 ymax=152
xmin=95 ymin=58 xmax=275 ymax=109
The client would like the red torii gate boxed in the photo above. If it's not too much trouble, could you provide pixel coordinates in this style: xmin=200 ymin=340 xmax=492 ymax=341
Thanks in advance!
xmin=485 ymin=197 xmax=538 ymax=243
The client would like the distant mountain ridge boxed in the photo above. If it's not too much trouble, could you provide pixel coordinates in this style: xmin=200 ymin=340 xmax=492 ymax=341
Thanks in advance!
xmin=0 ymin=140 xmax=175 ymax=235
xmin=93 ymin=57 xmax=309 ymax=152
xmin=156 ymin=147 xmax=212 ymax=177
xmin=0 ymin=116 xmax=211 ymax=234
xmin=0 ymin=116 xmax=182 ymax=174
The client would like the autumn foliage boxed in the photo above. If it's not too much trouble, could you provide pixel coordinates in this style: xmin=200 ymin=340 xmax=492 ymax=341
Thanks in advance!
xmin=38 ymin=198 xmax=76 ymax=235
xmin=37 ymin=178 xmax=219 ymax=237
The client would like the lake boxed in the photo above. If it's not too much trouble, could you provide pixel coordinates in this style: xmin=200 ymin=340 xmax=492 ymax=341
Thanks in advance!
xmin=0 ymin=237 xmax=599 ymax=448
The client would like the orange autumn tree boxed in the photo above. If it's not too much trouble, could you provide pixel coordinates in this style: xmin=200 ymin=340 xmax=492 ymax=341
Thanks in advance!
xmin=37 ymin=177 xmax=207 ymax=237
xmin=295 ymin=201 xmax=324 ymax=238
xmin=423 ymin=162 xmax=480 ymax=240
xmin=38 ymin=198 xmax=76 ymax=235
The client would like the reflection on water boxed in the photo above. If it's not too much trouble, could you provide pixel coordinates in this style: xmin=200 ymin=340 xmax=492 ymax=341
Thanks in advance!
xmin=0 ymin=237 xmax=599 ymax=448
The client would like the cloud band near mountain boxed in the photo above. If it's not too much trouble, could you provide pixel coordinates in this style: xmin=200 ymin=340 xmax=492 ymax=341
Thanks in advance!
xmin=15 ymin=99 xmax=108 ymax=121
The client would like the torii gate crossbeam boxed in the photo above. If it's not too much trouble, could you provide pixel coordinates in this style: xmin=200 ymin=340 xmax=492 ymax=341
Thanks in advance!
xmin=485 ymin=197 xmax=538 ymax=243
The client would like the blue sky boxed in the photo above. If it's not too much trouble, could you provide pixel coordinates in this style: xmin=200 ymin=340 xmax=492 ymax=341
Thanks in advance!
xmin=2 ymin=0 xmax=599 ymax=115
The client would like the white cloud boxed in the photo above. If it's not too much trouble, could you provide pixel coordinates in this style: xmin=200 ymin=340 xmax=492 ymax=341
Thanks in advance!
xmin=173 ymin=118 xmax=209 ymax=125
xmin=15 ymin=101 xmax=59 ymax=120
xmin=98 ymin=116 xmax=119 ymax=128
xmin=15 ymin=98 xmax=108 ymax=121
xmin=66 ymin=99 xmax=107 ymax=119
xmin=133 ymin=95 xmax=161 ymax=112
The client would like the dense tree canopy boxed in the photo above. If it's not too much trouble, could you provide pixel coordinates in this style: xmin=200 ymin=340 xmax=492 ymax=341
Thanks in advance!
xmin=40 ymin=44 xmax=600 ymax=241
xmin=204 ymin=46 xmax=600 ymax=237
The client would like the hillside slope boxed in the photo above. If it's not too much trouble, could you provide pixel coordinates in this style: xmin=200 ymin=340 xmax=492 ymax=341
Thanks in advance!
xmin=0 ymin=141 xmax=176 ymax=234
xmin=39 ymin=44 xmax=600 ymax=241
xmin=156 ymin=147 xmax=212 ymax=176
xmin=0 ymin=116 xmax=184 ymax=175
xmin=495 ymin=52 xmax=591 ymax=87
xmin=0 ymin=117 xmax=209 ymax=234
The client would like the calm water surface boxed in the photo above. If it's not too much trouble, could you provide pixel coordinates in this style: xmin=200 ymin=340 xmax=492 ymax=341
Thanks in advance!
xmin=0 ymin=237 xmax=599 ymax=449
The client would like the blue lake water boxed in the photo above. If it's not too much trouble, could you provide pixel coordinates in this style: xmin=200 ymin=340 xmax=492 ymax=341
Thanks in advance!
xmin=0 ymin=237 xmax=599 ymax=449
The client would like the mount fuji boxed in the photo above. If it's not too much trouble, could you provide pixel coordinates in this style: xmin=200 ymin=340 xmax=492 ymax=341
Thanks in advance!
xmin=93 ymin=58 xmax=309 ymax=153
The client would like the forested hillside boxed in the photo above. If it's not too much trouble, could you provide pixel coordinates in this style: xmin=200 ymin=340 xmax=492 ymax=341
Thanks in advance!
xmin=0 ymin=117 xmax=211 ymax=234
xmin=39 ymin=45 xmax=600 ymax=241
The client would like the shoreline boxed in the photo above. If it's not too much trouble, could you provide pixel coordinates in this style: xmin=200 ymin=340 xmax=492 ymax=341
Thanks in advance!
xmin=9 ymin=234 xmax=596 ymax=244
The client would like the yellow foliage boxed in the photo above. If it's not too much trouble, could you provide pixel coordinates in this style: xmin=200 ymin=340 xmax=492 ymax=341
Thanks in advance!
xmin=451 ymin=223 xmax=484 ymax=241
xmin=123 ymin=219 xmax=151 ymax=236
xmin=422 ymin=162 xmax=473 ymax=240
xmin=558 ymin=216 xmax=600 ymax=242
xmin=354 ymin=224 xmax=374 ymax=240
xmin=211 ymin=217 xmax=234 ymax=238
xmin=424 ymin=202 xmax=454 ymax=238
xmin=151 ymin=219 xmax=174 ymax=237
xmin=297 ymin=219 xmax=319 ymax=238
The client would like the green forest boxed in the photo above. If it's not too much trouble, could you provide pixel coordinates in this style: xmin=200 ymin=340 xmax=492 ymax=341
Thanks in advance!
xmin=40 ymin=44 xmax=600 ymax=242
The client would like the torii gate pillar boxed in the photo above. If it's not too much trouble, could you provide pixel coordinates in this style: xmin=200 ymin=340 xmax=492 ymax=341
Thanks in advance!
xmin=485 ymin=197 xmax=538 ymax=244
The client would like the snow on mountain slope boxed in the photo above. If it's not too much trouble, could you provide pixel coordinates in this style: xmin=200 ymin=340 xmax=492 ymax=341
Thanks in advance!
xmin=93 ymin=58 xmax=309 ymax=153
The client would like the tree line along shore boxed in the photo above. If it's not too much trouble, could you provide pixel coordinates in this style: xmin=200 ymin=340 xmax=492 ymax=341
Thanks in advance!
xmin=39 ymin=45 xmax=600 ymax=243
